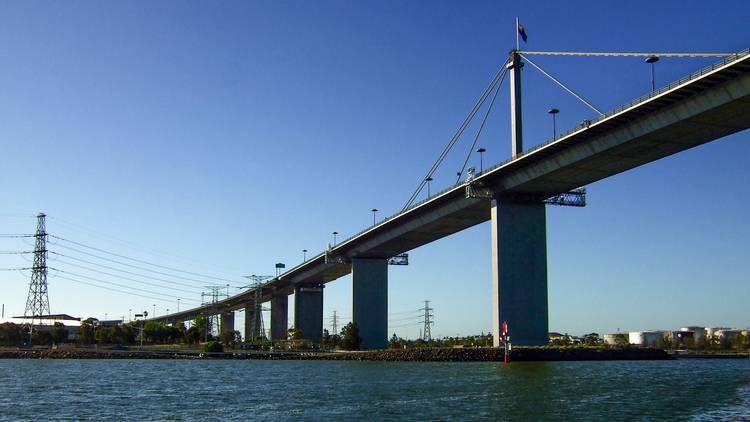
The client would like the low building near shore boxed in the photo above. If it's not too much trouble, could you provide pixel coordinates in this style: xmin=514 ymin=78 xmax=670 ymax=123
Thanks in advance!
xmin=603 ymin=333 xmax=628 ymax=345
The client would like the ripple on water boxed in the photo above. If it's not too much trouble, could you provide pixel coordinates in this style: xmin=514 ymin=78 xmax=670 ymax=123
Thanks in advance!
xmin=0 ymin=359 xmax=748 ymax=420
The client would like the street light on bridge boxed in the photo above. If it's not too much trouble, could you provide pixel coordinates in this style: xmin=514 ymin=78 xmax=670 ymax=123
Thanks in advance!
xmin=332 ymin=231 xmax=338 ymax=245
xmin=371 ymin=208 xmax=378 ymax=225
xmin=425 ymin=177 xmax=433 ymax=197
xmin=547 ymin=108 xmax=560 ymax=138
xmin=645 ymin=55 xmax=660 ymax=92
xmin=476 ymin=147 xmax=486 ymax=173
xmin=302 ymin=249 xmax=307 ymax=261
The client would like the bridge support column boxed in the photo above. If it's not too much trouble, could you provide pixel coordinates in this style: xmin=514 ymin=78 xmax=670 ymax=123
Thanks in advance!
xmin=294 ymin=283 xmax=324 ymax=343
xmin=491 ymin=199 xmax=548 ymax=346
xmin=220 ymin=312 xmax=235 ymax=338
xmin=244 ymin=304 xmax=261 ymax=341
xmin=270 ymin=294 xmax=288 ymax=341
xmin=352 ymin=258 xmax=388 ymax=349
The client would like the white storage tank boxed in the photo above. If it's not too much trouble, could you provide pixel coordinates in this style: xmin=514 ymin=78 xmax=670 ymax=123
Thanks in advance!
xmin=629 ymin=331 xmax=663 ymax=346
xmin=680 ymin=326 xmax=705 ymax=342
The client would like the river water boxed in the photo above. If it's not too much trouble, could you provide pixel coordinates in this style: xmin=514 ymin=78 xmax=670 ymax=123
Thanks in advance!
xmin=0 ymin=359 xmax=748 ymax=420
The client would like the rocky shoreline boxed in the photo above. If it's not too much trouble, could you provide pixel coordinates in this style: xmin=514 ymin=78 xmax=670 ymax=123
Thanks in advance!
xmin=0 ymin=346 xmax=672 ymax=361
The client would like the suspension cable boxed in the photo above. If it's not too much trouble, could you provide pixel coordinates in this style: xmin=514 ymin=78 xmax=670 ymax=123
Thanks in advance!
xmin=520 ymin=51 xmax=737 ymax=58
xmin=520 ymin=53 xmax=604 ymax=116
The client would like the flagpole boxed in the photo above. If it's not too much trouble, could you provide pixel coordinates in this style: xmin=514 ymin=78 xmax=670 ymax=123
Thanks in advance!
xmin=515 ymin=17 xmax=520 ymax=51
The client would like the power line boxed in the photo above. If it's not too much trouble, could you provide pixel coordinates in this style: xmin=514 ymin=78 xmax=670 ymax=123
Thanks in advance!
xmin=49 ymin=252 xmax=208 ymax=291
xmin=0 ymin=234 xmax=34 ymax=238
xmin=50 ymin=215 xmax=248 ymax=277
xmin=48 ymin=243 xmax=241 ymax=287
xmin=0 ymin=251 xmax=34 ymax=254
xmin=52 ymin=258 xmax=204 ymax=295
xmin=52 ymin=273 xmax=197 ymax=305
xmin=49 ymin=268 xmax=200 ymax=304
xmin=49 ymin=235 xmax=245 ymax=285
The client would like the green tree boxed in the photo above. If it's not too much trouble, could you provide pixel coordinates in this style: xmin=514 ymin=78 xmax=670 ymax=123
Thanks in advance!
xmin=389 ymin=333 xmax=404 ymax=349
xmin=583 ymin=333 xmax=603 ymax=346
xmin=288 ymin=327 xmax=304 ymax=340
xmin=50 ymin=322 xmax=69 ymax=344
xmin=78 ymin=318 xmax=97 ymax=344
xmin=340 ymin=322 xmax=362 ymax=350
xmin=192 ymin=316 xmax=211 ymax=342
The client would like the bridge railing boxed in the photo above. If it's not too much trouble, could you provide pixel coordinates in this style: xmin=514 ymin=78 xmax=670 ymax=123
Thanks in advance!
xmin=482 ymin=48 xmax=750 ymax=175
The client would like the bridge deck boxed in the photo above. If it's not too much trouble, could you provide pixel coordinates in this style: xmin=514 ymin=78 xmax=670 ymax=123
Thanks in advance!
xmin=153 ymin=49 xmax=750 ymax=323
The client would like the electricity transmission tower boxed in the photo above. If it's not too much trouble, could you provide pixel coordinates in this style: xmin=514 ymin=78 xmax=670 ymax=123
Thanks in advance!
xmin=201 ymin=285 xmax=228 ymax=341
xmin=419 ymin=300 xmax=434 ymax=341
xmin=243 ymin=275 xmax=272 ymax=343
xmin=330 ymin=310 xmax=339 ymax=335
xmin=24 ymin=213 xmax=50 ymax=336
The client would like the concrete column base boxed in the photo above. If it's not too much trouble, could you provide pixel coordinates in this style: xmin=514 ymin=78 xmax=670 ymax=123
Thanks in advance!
xmin=270 ymin=294 xmax=288 ymax=341
xmin=294 ymin=283 xmax=324 ymax=343
xmin=491 ymin=199 xmax=549 ymax=346
xmin=352 ymin=258 xmax=388 ymax=349
xmin=220 ymin=312 xmax=235 ymax=338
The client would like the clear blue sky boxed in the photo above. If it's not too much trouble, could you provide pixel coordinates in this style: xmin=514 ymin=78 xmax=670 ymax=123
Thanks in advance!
xmin=1 ymin=1 xmax=748 ymax=338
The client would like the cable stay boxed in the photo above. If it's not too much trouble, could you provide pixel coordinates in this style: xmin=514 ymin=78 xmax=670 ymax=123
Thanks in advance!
xmin=519 ymin=53 xmax=604 ymax=116
xmin=455 ymin=66 xmax=506 ymax=185
xmin=520 ymin=51 xmax=737 ymax=58
xmin=401 ymin=57 xmax=512 ymax=211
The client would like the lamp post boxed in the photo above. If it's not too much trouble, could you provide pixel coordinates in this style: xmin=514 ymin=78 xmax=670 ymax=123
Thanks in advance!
xmin=152 ymin=304 xmax=156 ymax=317
xmin=302 ymin=249 xmax=307 ymax=261
xmin=476 ymin=147 xmax=486 ymax=173
xmin=332 ymin=231 xmax=338 ymax=245
xmin=425 ymin=177 xmax=433 ymax=197
xmin=371 ymin=208 xmax=378 ymax=225
xmin=645 ymin=55 xmax=659 ymax=92
xmin=177 ymin=299 xmax=180 ymax=312
xmin=547 ymin=108 xmax=560 ymax=138
xmin=128 ymin=309 xmax=132 ymax=322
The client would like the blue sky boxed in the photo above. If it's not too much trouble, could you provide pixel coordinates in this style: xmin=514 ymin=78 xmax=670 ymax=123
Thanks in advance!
xmin=1 ymin=1 xmax=748 ymax=338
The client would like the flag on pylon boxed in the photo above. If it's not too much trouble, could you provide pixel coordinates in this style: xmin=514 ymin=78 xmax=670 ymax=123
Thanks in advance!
xmin=517 ymin=21 xmax=528 ymax=43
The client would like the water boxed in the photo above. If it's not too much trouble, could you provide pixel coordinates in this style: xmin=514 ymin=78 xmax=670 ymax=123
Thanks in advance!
xmin=0 ymin=359 xmax=748 ymax=420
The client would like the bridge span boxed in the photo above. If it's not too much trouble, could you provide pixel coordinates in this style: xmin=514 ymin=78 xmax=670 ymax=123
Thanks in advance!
xmin=150 ymin=48 xmax=750 ymax=349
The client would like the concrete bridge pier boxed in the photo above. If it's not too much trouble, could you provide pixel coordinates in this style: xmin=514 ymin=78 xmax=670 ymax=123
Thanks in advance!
xmin=294 ymin=283 xmax=324 ymax=343
xmin=220 ymin=312 xmax=235 ymax=338
xmin=352 ymin=257 xmax=388 ymax=349
xmin=270 ymin=294 xmax=288 ymax=341
xmin=491 ymin=199 xmax=549 ymax=346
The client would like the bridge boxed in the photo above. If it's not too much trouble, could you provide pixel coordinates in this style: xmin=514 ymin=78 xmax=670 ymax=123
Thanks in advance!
xmin=150 ymin=48 xmax=750 ymax=349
